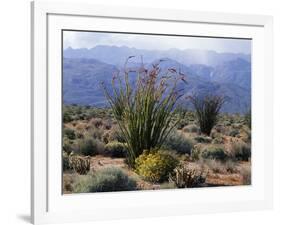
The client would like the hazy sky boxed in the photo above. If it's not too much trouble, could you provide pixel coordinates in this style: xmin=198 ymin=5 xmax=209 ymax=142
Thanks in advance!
xmin=63 ymin=31 xmax=251 ymax=54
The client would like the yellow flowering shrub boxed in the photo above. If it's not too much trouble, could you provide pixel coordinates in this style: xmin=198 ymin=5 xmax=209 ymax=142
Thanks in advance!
xmin=135 ymin=150 xmax=179 ymax=183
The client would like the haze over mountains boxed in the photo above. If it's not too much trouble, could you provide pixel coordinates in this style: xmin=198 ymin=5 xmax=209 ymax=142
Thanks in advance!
xmin=63 ymin=45 xmax=251 ymax=113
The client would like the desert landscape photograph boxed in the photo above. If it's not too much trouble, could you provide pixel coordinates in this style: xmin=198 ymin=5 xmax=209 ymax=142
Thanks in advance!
xmin=62 ymin=30 xmax=251 ymax=194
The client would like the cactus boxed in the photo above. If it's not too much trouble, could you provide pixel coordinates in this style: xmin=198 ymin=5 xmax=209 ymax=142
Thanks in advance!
xmin=169 ymin=164 xmax=208 ymax=188
xmin=69 ymin=152 xmax=91 ymax=175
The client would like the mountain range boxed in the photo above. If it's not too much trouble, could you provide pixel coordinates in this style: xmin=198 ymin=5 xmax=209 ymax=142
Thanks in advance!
xmin=63 ymin=46 xmax=251 ymax=113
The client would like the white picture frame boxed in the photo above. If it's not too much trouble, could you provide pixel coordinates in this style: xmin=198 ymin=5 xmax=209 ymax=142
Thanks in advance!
xmin=31 ymin=1 xmax=274 ymax=224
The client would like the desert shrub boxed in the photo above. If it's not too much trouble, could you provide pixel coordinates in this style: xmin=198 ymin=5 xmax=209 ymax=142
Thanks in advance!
xmin=201 ymin=145 xmax=227 ymax=161
xmin=135 ymin=150 xmax=179 ymax=183
xmin=103 ymin=58 xmax=185 ymax=167
xmin=240 ymin=165 xmax=251 ymax=185
xmin=73 ymin=167 xmax=137 ymax=193
xmin=194 ymin=135 xmax=212 ymax=143
xmin=169 ymin=164 xmax=207 ymax=188
xmin=63 ymin=174 xmax=76 ymax=193
xmin=69 ymin=153 xmax=91 ymax=175
xmin=77 ymin=137 xmax=104 ymax=156
xmin=240 ymin=127 xmax=251 ymax=143
xmin=63 ymin=151 xmax=71 ymax=170
xmin=224 ymin=160 xmax=238 ymax=173
xmin=105 ymin=126 xmax=126 ymax=143
xmin=229 ymin=129 xmax=239 ymax=137
xmin=229 ymin=140 xmax=251 ymax=161
xmin=102 ymin=120 xmax=112 ymax=130
xmin=103 ymin=142 xmax=127 ymax=157
xmin=75 ymin=130 xmax=84 ymax=139
xmin=232 ymin=123 xmax=242 ymax=129
xmin=101 ymin=131 xmax=110 ymax=144
xmin=163 ymin=131 xmax=193 ymax=154
xmin=63 ymin=137 xmax=75 ymax=153
xmin=189 ymin=95 xmax=225 ymax=136
xmin=203 ymin=159 xmax=237 ymax=174
xmin=87 ymin=127 xmax=104 ymax=140
xmin=63 ymin=112 xmax=72 ymax=123
xmin=64 ymin=127 xmax=76 ymax=140
xmin=190 ymin=145 xmax=202 ymax=161
xmin=182 ymin=124 xmax=199 ymax=133
xmin=214 ymin=124 xmax=226 ymax=133
xmin=212 ymin=135 xmax=225 ymax=144
xmin=89 ymin=118 xmax=103 ymax=128
xmin=203 ymin=159 xmax=224 ymax=173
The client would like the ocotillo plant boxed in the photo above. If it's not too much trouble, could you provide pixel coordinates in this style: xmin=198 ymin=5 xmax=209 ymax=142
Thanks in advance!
xmin=189 ymin=95 xmax=225 ymax=136
xmin=102 ymin=57 xmax=186 ymax=167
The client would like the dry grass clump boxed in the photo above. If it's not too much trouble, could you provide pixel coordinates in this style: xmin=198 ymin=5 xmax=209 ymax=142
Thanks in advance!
xmin=202 ymin=159 xmax=238 ymax=174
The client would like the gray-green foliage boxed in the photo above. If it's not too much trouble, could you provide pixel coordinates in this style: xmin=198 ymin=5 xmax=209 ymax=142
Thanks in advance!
xmin=104 ymin=142 xmax=127 ymax=157
xmin=73 ymin=167 xmax=137 ymax=193
xmin=103 ymin=58 xmax=185 ymax=166
xmin=201 ymin=145 xmax=227 ymax=161
xmin=78 ymin=136 xmax=104 ymax=156
xmin=163 ymin=131 xmax=193 ymax=154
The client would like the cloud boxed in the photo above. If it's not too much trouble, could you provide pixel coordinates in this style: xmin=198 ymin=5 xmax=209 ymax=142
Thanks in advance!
xmin=63 ymin=30 xmax=251 ymax=54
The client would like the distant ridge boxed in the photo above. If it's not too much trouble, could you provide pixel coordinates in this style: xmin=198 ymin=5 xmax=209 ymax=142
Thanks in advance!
xmin=64 ymin=45 xmax=250 ymax=67
xmin=63 ymin=56 xmax=251 ymax=113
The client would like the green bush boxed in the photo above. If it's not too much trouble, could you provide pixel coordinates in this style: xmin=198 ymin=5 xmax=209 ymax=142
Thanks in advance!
xmin=63 ymin=112 xmax=72 ymax=123
xmin=73 ymin=167 xmax=137 ymax=193
xmin=163 ymin=131 xmax=193 ymax=155
xmin=64 ymin=127 xmax=76 ymax=140
xmin=104 ymin=142 xmax=127 ymax=158
xmin=201 ymin=145 xmax=227 ymax=161
xmin=63 ymin=137 xmax=75 ymax=154
xmin=63 ymin=151 xmax=71 ymax=170
xmin=135 ymin=150 xmax=179 ymax=183
xmin=77 ymin=137 xmax=104 ymax=156
xmin=229 ymin=141 xmax=251 ymax=161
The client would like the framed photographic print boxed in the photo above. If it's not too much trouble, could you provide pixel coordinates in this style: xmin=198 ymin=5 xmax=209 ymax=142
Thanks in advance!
xmin=31 ymin=1 xmax=273 ymax=224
